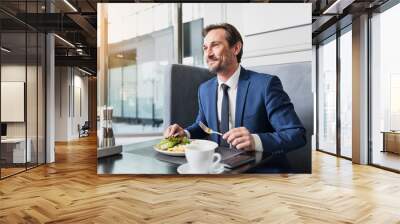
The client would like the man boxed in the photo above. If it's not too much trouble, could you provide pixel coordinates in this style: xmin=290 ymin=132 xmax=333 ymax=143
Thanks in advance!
xmin=164 ymin=23 xmax=306 ymax=157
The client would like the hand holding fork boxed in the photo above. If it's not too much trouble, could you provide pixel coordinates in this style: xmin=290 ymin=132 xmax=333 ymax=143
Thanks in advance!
xmin=199 ymin=121 xmax=223 ymax=136
xmin=199 ymin=121 xmax=235 ymax=148
xmin=199 ymin=121 xmax=255 ymax=151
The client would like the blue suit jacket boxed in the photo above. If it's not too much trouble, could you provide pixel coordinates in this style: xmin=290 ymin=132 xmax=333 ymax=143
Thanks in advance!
xmin=186 ymin=67 xmax=306 ymax=157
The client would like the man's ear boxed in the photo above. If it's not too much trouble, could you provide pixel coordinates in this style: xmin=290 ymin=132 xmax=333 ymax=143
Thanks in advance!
xmin=233 ymin=41 xmax=242 ymax=56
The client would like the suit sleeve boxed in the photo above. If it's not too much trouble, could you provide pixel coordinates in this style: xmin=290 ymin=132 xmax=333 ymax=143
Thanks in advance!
xmin=258 ymin=76 xmax=306 ymax=156
xmin=185 ymin=87 xmax=208 ymax=139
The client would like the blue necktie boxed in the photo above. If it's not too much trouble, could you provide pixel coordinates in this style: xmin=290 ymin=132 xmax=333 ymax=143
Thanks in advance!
xmin=220 ymin=83 xmax=230 ymax=147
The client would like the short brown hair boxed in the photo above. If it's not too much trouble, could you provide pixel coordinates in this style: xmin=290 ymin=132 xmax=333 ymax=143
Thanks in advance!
xmin=203 ymin=23 xmax=243 ymax=63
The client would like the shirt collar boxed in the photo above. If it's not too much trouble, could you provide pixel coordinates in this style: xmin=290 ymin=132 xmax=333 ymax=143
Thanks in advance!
xmin=217 ymin=64 xmax=241 ymax=90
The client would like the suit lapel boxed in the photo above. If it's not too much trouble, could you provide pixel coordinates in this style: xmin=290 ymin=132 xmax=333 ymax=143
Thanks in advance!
xmin=235 ymin=67 xmax=250 ymax=128
xmin=207 ymin=79 xmax=219 ymax=142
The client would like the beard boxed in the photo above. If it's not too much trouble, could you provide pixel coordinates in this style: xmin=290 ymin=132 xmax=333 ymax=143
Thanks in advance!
xmin=206 ymin=56 xmax=228 ymax=73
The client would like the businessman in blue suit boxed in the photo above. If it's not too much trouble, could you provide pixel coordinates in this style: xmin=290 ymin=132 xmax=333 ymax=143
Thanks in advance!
xmin=164 ymin=23 xmax=306 ymax=158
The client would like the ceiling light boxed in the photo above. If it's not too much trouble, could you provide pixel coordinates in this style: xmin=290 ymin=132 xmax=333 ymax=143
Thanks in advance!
xmin=63 ymin=0 xmax=78 ymax=12
xmin=1 ymin=47 xmax=11 ymax=53
xmin=323 ymin=0 xmax=355 ymax=15
xmin=54 ymin=34 xmax=75 ymax=48
xmin=116 ymin=54 xmax=124 ymax=58
xmin=78 ymin=67 xmax=93 ymax=76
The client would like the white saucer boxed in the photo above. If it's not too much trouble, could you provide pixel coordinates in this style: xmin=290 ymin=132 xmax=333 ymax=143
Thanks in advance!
xmin=177 ymin=163 xmax=225 ymax=174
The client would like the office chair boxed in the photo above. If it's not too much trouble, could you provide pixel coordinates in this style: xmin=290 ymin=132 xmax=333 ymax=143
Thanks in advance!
xmin=164 ymin=64 xmax=215 ymax=128
xmin=79 ymin=121 xmax=90 ymax=138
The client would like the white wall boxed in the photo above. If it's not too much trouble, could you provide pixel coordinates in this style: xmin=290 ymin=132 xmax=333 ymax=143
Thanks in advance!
xmin=106 ymin=3 xmax=312 ymax=67
xmin=107 ymin=3 xmax=174 ymax=44
xmin=229 ymin=4 xmax=312 ymax=66
xmin=183 ymin=3 xmax=312 ymax=67
xmin=1 ymin=65 xmax=36 ymax=137
xmin=55 ymin=66 xmax=69 ymax=141
xmin=72 ymin=73 xmax=89 ymax=138
xmin=1 ymin=65 xmax=26 ymax=140
xmin=55 ymin=67 xmax=89 ymax=141
xmin=1 ymin=64 xmax=46 ymax=163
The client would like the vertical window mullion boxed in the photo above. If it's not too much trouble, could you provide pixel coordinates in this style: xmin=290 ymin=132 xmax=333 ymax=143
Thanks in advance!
xmin=316 ymin=45 xmax=319 ymax=151
xmin=0 ymin=22 xmax=2 ymax=179
xmin=121 ymin=66 xmax=124 ymax=118
xmin=36 ymin=0 xmax=39 ymax=167
xmin=336 ymin=30 xmax=341 ymax=157
xmin=25 ymin=0 xmax=28 ymax=171
xmin=367 ymin=12 xmax=373 ymax=165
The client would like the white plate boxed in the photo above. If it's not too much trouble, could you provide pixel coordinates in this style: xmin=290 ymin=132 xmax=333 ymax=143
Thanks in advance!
xmin=153 ymin=145 xmax=185 ymax=156
xmin=177 ymin=163 xmax=225 ymax=174
xmin=153 ymin=139 xmax=218 ymax=157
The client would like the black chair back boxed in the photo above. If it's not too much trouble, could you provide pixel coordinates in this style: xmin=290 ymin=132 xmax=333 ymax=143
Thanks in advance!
xmin=164 ymin=64 xmax=215 ymax=128
xmin=250 ymin=62 xmax=313 ymax=173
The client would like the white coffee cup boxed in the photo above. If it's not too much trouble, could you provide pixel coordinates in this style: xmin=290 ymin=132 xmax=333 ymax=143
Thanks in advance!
xmin=185 ymin=140 xmax=221 ymax=174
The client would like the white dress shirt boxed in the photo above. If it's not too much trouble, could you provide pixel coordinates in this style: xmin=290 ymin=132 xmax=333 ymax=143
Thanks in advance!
xmin=216 ymin=65 xmax=263 ymax=152
xmin=186 ymin=65 xmax=263 ymax=152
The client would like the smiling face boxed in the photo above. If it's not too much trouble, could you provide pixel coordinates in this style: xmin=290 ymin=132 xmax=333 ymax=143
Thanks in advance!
xmin=203 ymin=28 xmax=240 ymax=74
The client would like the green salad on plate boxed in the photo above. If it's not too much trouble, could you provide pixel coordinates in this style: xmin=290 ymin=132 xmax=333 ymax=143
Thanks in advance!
xmin=155 ymin=136 xmax=190 ymax=151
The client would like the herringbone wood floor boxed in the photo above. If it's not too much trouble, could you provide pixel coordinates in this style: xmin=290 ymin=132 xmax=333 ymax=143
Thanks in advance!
xmin=1 ymin=135 xmax=400 ymax=224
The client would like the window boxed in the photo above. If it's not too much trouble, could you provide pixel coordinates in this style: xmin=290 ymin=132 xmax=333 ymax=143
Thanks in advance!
xmin=183 ymin=19 xmax=204 ymax=66
xmin=370 ymin=3 xmax=400 ymax=171
xmin=0 ymin=1 xmax=46 ymax=179
xmin=339 ymin=28 xmax=352 ymax=158
xmin=318 ymin=36 xmax=337 ymax=154
xmin=105 ymin=4 xmax=176 ymax=136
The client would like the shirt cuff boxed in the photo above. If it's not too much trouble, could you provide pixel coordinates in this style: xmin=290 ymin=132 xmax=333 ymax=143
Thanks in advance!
xmin=252 ymin=134 xmax=263 ymax=152
xmin=184 ymin=129 xmax=191 ymax=139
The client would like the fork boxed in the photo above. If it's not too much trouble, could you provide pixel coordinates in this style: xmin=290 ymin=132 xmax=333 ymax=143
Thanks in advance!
xmin=199 ymin=121 xmax=223 ymax=136
xmin=199 ymin=121 xmax=234 ymax=148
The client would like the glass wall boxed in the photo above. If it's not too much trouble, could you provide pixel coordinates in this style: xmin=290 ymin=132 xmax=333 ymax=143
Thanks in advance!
xmin=339 ymin=27 xmax=352 ymax=158
xmin=38 ymin=31 xmax=45 ymax=165
xmin=371 ymin=3 xmax=400 ymax=171
xmin=105 ymin=3 xmax=176 ymax=136
xmin=1 ymin=31 xmax=28 ymax=178
xmin=27 ymin=30 xmax=38 ymax=169
xmin=317 ymin=36 xmax=337 ymax=154
xmin=0 ymin=1 xmax=46 ymax=179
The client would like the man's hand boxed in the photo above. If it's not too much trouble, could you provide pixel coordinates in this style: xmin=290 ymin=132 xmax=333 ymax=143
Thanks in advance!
xmin=164 ymin=124 xmax=186 ymax=138
xmin=222 ymin=127 xmax=255 ymax=151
